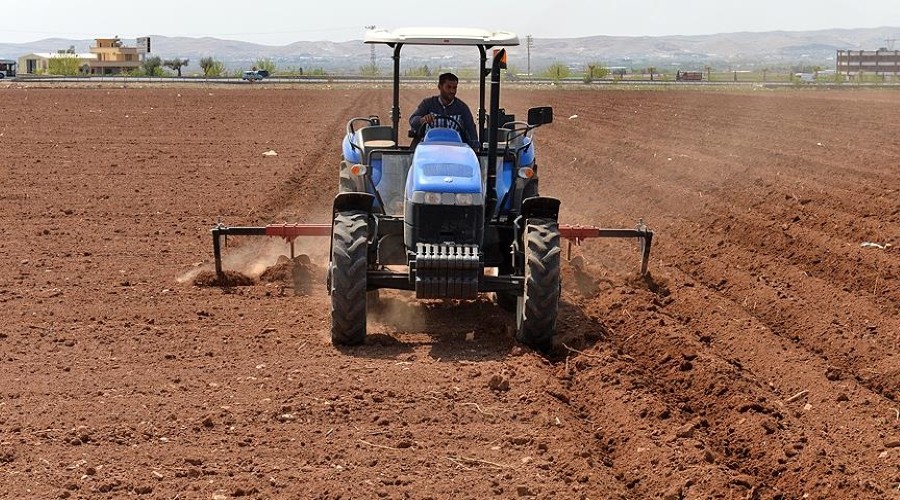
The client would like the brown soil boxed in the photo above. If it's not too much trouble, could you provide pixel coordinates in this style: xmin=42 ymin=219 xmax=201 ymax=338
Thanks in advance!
xmin=1 ymin=82 xmax=898 ymax=499
xmin=194 ymin=270 xmax=255 ymax=288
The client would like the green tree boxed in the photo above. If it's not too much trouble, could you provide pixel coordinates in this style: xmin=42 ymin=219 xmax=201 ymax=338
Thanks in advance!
xmin=47 ymin=55 xmax=82 ymax=76
xmin=583 ymin=62 xmax=608 ymax=83
xmin=403 ymin=65 xmax=432 ymax=77
xmin=359 ymin=63 xmax=380 ymax=77
xmin=542 ymin=62 xmax=570 ymax=82
xmin=141 ymin=56 xmax=163 ymax=76
xmin=199 ymin=57 xmax=225 ymax=77
xmin=254 ymin=58 xmax=276 ymax=74
xmin=163 ymin=58 xmax=189 ymax=77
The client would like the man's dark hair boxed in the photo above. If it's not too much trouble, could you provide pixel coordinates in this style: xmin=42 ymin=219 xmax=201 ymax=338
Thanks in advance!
xmin=438 ymin=72 xmax=459 ymax=85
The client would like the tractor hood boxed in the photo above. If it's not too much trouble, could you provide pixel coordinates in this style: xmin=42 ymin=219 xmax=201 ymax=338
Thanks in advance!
xmin=406 ymin=143 xmax=483 ymax=197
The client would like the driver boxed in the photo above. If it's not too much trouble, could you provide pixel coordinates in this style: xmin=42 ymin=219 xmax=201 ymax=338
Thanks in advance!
xmin=409 ymin=72 xmax=479 ymax=149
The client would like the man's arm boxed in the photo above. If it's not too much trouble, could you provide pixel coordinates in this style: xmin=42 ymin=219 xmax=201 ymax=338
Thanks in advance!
xmin=461 ymin=107 xmax=479 ymax=149
xmin=409 ymin=97 xmax=434 ymax=130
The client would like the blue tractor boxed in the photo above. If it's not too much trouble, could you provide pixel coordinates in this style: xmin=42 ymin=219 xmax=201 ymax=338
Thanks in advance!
xmin=331 ymin=28 xmax=568 ymax=351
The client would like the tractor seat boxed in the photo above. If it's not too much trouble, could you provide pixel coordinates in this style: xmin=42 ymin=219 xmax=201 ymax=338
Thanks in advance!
xmin=363 ymin=139 xmax=396 ymax=148
xmin=355 ymin=125 xmax=396 ymax=160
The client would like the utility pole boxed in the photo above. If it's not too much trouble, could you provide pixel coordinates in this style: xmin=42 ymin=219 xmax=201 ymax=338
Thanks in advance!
xmin=885 ymin=38 xmax=897 ymax=50
xmin=526 ymin=35 xmax=534 ymax=76
xmin=365 ymin=25 xmax=376 ymax=70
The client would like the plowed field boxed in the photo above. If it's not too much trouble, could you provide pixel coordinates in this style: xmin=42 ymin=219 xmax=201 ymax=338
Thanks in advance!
xmin=1 ymin=83 xmax=898 ymax=499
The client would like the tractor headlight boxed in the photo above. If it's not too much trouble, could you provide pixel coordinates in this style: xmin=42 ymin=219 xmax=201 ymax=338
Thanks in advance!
xmin=412 ymin=191 xmax=483 ymax=206
xmin=517 ymin=166 xmax=535 ymax=179
xmin=455 ymin=193 xmax=474 ymax=206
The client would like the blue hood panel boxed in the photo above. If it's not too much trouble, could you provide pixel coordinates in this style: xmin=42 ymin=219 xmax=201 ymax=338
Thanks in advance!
xmin=407 ymin=143 xmax=482 ymax=196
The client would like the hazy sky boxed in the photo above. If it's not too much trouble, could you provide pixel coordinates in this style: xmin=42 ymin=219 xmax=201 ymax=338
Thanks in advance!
xmin=3 ymin=0 xmax=899 ymax=45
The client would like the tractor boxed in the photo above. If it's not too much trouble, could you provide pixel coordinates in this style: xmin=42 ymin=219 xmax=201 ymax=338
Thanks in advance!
xmin=211 ymin=27 xmax=653 ymax=352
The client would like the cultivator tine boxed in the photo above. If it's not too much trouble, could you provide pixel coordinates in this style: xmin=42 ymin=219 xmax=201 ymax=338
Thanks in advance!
xmin=558 ymin=220 xmax=654 ymax=276
xmin=210 ymin=222 xmax=331 ymax=280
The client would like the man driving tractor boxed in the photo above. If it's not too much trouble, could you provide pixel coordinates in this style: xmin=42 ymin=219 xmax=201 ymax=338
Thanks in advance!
xmin=409 ymin=72 xmax=480 ymax=149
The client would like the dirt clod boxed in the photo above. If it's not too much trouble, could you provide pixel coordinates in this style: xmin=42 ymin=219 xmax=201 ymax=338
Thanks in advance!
xmin=193 ymin=270 xmax=254 ymax=287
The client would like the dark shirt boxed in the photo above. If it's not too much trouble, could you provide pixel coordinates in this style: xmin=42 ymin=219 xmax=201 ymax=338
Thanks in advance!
xmin=409 ymin=96 xmax=479 ymax=149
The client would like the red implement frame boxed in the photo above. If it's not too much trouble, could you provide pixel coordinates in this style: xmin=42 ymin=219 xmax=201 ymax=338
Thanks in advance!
xmin=211 ymin=221 xmax=653 ymax=279
xmin=558 ymin=222 xmax=653 ymax=276
xmin=211 ymin=223 xmax=330 ymax=279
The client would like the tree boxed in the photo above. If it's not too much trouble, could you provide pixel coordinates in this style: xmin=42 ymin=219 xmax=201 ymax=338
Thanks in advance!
xmin=402 ymin=65 xmax=432 ymax=77
xmin=583 ymin=62 xmax=608 ymax=83
xmin=163 ymin=58 xmax=189 ymax=77
xmin=141 ymin=56 xmax=163 ymax=76
xmin=199 ymin=57 xmax=225 ymax=77
xmin=47 ymin=55 xmax=81 ymax=76
xmin=542 ymin=62 xmax=570 ymax=82
xmin=359 ymin=63 xmax=380 ymax=77
xmin=254 ymin=58 xmax=276 ymax=74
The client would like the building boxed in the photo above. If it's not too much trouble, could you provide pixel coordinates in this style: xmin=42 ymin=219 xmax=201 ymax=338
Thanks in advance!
xmin=17 ymin=37 xmax=148 ymax=75
xmin=88 ymin=37 xmax=142 ymax=74
xmin=837 ymin=49 xmax=900 ymax=77
xmin=18 ymin=52 xmax=97 ymax=74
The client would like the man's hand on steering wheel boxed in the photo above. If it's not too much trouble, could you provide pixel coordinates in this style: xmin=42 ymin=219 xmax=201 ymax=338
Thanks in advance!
xmin=414 ymin=113 xmax=468 ymax=144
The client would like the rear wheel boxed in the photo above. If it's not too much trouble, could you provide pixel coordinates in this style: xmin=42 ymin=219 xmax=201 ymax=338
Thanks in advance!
xmin=517 ymin=218 xmax=561 ymax=351
xmin=330 ymin=210 xmax=369 ymax=345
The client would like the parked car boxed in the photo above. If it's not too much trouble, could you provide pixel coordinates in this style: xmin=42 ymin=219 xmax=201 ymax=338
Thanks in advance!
xmin=241 ymin=69 xmax=269 ymax=81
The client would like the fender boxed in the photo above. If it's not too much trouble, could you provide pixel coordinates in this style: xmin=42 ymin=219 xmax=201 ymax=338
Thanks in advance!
xmin=333 ymin=192 xmax=375 ymax=214
xmin=521 ymin=196 xmax=560 ymax=221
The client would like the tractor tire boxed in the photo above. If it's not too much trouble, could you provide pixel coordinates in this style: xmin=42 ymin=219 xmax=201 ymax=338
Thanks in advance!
xmin=329 ymin=210 xmax=369 ymax=345
xmin=517 ymin=218 xmax=561 ymax=351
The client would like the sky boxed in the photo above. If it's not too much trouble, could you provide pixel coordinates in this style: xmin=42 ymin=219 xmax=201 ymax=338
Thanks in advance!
xmin=2 ymin=0 xmax=899 ymax=45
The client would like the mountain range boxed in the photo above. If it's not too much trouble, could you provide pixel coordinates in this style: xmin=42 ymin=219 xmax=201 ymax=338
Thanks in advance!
xmin=2 ymin=27 xmax=898 ymax=74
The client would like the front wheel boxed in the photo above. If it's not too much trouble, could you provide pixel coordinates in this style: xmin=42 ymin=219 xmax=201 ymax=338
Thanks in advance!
xmin=516 ymin=218 xmax=561 ymax=351
xmin=329 ymin=210 xmax=369 ymax=345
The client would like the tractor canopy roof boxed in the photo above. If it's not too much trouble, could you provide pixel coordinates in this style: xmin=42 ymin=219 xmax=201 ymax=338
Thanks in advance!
xmin=364 ymin=27 xmax=519 ymax=47
xmin=363 ymin=27 xmax=518 ymax=149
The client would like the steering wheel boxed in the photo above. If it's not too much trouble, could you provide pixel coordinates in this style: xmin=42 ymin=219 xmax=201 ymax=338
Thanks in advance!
xmin=412 ymin=114 xmax=469 ymax=145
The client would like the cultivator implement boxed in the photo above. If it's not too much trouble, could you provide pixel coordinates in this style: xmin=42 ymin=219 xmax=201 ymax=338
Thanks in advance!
xmin=210 ymin=220 xmax=653 ymax=280
xmin=211 ymin=222 xmax=330 ymax=278
xmin=558 ymin=221 xmax=654 ymax=276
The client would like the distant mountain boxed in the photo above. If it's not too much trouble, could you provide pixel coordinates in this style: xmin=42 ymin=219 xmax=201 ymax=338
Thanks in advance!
xmin=2 ymin=27 xmax=898 ymax=74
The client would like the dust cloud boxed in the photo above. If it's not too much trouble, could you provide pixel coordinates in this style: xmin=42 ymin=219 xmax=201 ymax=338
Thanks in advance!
xmin=177 ymin=234 xmax=331 ymax=284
